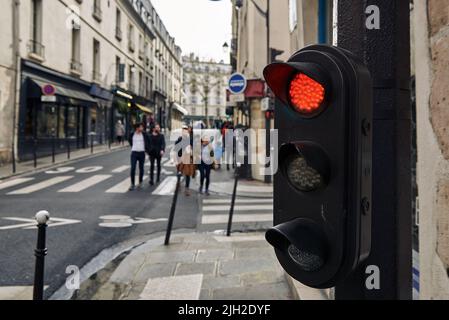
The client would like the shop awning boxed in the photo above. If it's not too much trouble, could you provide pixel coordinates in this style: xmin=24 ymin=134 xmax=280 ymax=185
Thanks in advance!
xmin=172 ymin=103 xmax=188 ymax=116
xmin=136 ymin=104 xmax=153 ymax=114
xmin=29 ymin=78 xmax=97 ymax=105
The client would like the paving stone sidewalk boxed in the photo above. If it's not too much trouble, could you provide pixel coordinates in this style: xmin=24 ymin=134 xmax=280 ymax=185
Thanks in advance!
xmin=89 ymin=232 xmax=293 ymax=300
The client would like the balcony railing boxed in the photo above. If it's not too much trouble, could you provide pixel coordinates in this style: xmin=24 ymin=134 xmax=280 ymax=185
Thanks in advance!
xmin=27 ymin=40 xmax=45 ymax=61
xmin=115 ymin=27 xmax=122 ymax=41
xmin=70 ymin=60 xmax=83 ymax=75
xmin=93 ymin=4 xmax=102 ymax=22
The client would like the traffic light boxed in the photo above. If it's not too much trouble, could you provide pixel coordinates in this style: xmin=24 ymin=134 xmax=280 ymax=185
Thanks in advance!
xmin=263 ymin=45 xmax=373 ymax=289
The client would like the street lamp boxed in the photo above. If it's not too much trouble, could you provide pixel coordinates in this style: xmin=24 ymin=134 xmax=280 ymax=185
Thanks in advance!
xmin=223 ymin=42 xmax=230 ymax=55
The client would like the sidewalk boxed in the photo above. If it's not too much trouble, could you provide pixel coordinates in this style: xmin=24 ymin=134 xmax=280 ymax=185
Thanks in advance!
xmin=0 ymin=144 xmax=127 ymax=180
xmin=77 ymin=232 xmax=293 ymax=300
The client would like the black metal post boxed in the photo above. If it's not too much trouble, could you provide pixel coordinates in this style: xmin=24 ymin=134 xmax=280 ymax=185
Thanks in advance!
xmin=227 ymin=165 xmax=240 ymax=237
xmin=67 ymin=139 xmax=71 ymax=160
xmin=33 ymin=138 xmax=38 ymax=169
xmin=164 ymin=173 xmax=182 ymax=246
xmin=90 ymin=134 xmax=94 ymax=154
xmin=51 ymin=134 xmax=56 ymax=164
xmin=335 ymin=0 xmax=412 ymax=300
xmin=12 ymin=142 xmax=16 ymax=174
xmin=33 ymin=211 xmax=50 ymax=301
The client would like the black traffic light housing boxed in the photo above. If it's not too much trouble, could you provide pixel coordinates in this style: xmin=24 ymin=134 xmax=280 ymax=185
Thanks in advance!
xmin=264 ymin=45 xmax=372 ymax=289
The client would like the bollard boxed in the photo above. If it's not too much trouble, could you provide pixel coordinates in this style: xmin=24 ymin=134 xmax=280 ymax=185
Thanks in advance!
xmin=90 ymin=134 xmax=94 ymax=154
xmin=227 ymin=164 xmax=241 ymax=237
xmin=33 ymin=138 xmax=38 ymax=169
xmin=33 ymin=210 xmax=50 ymax=301
xmin=67 ymin=139 xmax=71 ymax=160
xmin=51 ymin=135 xmax=56 ymax=164
xmin=164 ymin=173 xmax=182 ymax=246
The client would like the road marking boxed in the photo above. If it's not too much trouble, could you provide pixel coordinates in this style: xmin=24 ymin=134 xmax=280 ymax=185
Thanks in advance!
xmin=0 ymin=217 xmax=81 ymax=231
xmin=7 ymin=176 xmax=74 ymax=195
xmin=202 ymin=198 xmax=273 ymax=205
xmin=98 ymin=215 xmax=168 ymax=228
xmin=105 ymin=176 xmax=148 ymax=193
xmin=201 ymin=213 xmax=272 ymax=225
xmin=202 ymin=204 xmax=273 ymax=212
xmin=0 ymin=178 xmax=35 ymax=191
xmin=152 ymin=177 xmax=177 ymax=195
xmin=59 ymin=175 xmax=112 ymax=193
xmin=112 ymin=165 xmax=130 ymax=173
xmin=163 ymin=160 xmax=176 ymax=168
xmin=45 ymin=167 xmax=75 ymax=174
xmin=76 ymin=166 xmax=103 ymax=173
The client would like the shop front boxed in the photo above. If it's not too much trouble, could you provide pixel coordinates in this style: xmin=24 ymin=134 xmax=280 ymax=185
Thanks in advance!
xmin=18 ymin=61 xmax=101 ymax=161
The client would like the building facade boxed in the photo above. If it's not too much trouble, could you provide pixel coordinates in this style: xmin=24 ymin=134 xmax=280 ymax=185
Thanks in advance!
xmin=231 ymin=0 xmax=330 ymax=181
xmin=183 ymin=54 xmax=231 ymax=128
xmin=0 ymin=0 xmax=182 ymax=163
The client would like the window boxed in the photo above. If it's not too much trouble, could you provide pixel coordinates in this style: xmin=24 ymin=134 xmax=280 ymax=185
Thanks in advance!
xmin=70 ymin=27 xmax=81 ymax=73
xmin=67 ymin=107 xmax=77 ymax=139
xmin=93 ymin=39 xmax=101 ymax=82
xmin=58 ymin=106 xmax=67 ymax=138
xmin=30 ymin=0 xmax=44 ymax=58
xmin=93 ymin=0 xmax=102 ymax=21
xmin=115 ymin=9 xmax=122 ymax=40
xmin=115 ymin=56 xmax=121 ymax=83
xmin=289 ymin=0 xmax=298 ymax=32
xmin=128 ymin=24 xmax=135 ymax=52
xmin=139 ymin=71 xmax=143 ymax=96
xmin=37 ymin=105 xmax=57 ymax=138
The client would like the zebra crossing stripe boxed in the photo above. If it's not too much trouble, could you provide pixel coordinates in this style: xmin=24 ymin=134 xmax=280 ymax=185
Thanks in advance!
xmin=7 ymin=176 xmax=74 ymax=195
xmin=0 ymin=178 xmax=35 ymax=191
xmin=202 ymin=213 xmax=272 ymax=225
xmin=59 ymin=175 xmax=113 ymax=193
xmin=202 ymin=198 xmax=273 ymax=204
xmin=152 ymin=177 xmax=177 ymax=195
xmin=106 ymin=176 xmax=148 ymax=194
xmin=202 ymin=204 xmax=273 ymax=212
xmin=112 ymin=165 xmax=130 ymax=173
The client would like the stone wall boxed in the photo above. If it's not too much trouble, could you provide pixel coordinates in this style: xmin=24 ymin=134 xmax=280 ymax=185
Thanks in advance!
xmin=414 ymin=0 xmax=449 ymax=299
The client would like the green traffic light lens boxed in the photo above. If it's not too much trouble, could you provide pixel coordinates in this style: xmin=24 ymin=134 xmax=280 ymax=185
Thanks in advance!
xmin=288 ymin=244 xmax=325 ymax=272
xmin=286 ymin=155 xmax=323 ymax=192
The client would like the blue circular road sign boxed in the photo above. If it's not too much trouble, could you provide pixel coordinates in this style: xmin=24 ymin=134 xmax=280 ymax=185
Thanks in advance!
xmin=228 ymin=73 xmax=247 ymax=95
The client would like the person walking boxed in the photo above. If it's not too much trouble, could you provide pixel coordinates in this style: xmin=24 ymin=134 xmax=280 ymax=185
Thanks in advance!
xmin=175 ymin=126 xmax=196 ymax=196
xmin=198 ymin=136 xmax=215 ymax=196
xmin=128 ymin=123 xmax=150 ymax=191
xmin=115 ymin=120 xmax=125 ymax=145
xmin=148 ymin=124 xmax=166 ymax=185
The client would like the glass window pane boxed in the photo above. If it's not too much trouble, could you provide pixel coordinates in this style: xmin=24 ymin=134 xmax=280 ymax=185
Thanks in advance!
xmin=37 ymin=104 xmax=57 ymax=138
xmin=67 ymin=107 xmax=77 ymax=138
xmin=59 ymin=106 xmax=66 ymax=138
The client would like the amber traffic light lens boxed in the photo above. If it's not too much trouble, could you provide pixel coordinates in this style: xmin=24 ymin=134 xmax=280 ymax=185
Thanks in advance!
xmin=289 ymin=73 xmax=325 ymax=114
xmin=286 ymin=155 xmax=324 ymax=192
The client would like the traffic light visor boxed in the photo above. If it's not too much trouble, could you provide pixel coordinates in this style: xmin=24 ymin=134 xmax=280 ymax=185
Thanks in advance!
xmin=264 ymin=62 xmax=329 ymax=117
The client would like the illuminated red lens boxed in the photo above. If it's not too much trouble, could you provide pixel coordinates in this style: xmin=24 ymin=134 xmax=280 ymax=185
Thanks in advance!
xmin=289 ymin=73 xmax=325 ymax=114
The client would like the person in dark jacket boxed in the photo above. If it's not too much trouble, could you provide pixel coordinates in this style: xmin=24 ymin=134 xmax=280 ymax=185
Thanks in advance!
xmin=148 ymin=124 xmax=166 ymax=185
xmin=128 ymin=123 xmax=150 ymax=191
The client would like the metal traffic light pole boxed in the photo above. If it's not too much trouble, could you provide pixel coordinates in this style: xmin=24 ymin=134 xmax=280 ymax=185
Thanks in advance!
xmin=335 ymin=0 xmax=412 ymax=300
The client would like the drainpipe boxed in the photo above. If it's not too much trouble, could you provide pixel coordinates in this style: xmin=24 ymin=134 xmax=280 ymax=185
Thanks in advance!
xmin=12 ymin=0 xmax=21 ymax=172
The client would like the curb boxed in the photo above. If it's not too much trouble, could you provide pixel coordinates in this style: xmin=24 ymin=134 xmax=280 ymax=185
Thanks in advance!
xmin=0 ymin=146 xmax=128 ymax=181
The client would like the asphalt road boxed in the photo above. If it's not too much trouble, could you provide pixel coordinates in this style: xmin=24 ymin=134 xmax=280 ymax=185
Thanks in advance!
xmin=0 ymin=148 xmax=199 ymax=298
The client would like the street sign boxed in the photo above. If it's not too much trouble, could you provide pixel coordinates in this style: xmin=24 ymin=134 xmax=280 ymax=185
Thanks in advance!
xmin=42 ymin=84 xmax=56 ymax=96
xmin=228 ymin=73 xmax=247 ymax=95
xmin=229 ymin=93 xmax=245 ymax=103
xmin=41 ymin=95 xmax=57 ymax=103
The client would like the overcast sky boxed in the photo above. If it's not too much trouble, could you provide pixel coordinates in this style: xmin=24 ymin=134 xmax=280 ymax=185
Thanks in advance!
xmin=151 ymin=0 xmax=232 ymax=63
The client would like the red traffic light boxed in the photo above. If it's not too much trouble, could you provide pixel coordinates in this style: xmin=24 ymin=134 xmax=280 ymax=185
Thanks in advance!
xmin=289 ymin=73 xmax=325 ymax=114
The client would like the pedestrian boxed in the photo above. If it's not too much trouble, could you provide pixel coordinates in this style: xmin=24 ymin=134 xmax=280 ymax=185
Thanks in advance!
xmin=115 ymin=120 xmax=125 ymax=145
xmin=128 ymin=123 xmax=150 ymax=191
xmin=198 ymin=136 xmax=215 ymax=196
xmin=175 ymin=126 xmax=196 ymax=196
xmin=148 ymin=124 xmax=166 ymax=186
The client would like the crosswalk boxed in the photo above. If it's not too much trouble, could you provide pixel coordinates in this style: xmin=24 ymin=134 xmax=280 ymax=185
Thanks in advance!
xmin=0 ymin=160 xmax=177 ymax=196
xmin=199 ymin=197 xmax=273 ymax=232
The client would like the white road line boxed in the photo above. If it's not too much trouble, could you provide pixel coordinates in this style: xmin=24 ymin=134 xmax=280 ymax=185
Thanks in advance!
xmin=112 ymin=165 xmax=130 ymax=173
xmin=202 ymin=204 xmax=273 ymax=212
xmin=105 ymin=176 xmax=148 ymax=194
xmin=202 ymin=213 xmax=272 ymax=225
xmin=152 ymin=177 xmax=177 ymax=195
xmin=7 ymin=176 xmax=74 ymax=195
xmin=59 ymin=175 xmax=112 ymax=193
xmin=202 ymin=198 xmax=273 ymax=205
xmin=0 ymin=178 xmax=35 ymax=191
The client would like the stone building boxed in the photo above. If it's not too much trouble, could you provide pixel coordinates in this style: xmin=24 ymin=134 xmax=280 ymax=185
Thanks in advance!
xmin=0 ymin=0 xmax=182 ymax=163
xmin=413 ymin=0 xmax=449 ymax=299
xmin=182 ymin=54 xmax=232 ymax=128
